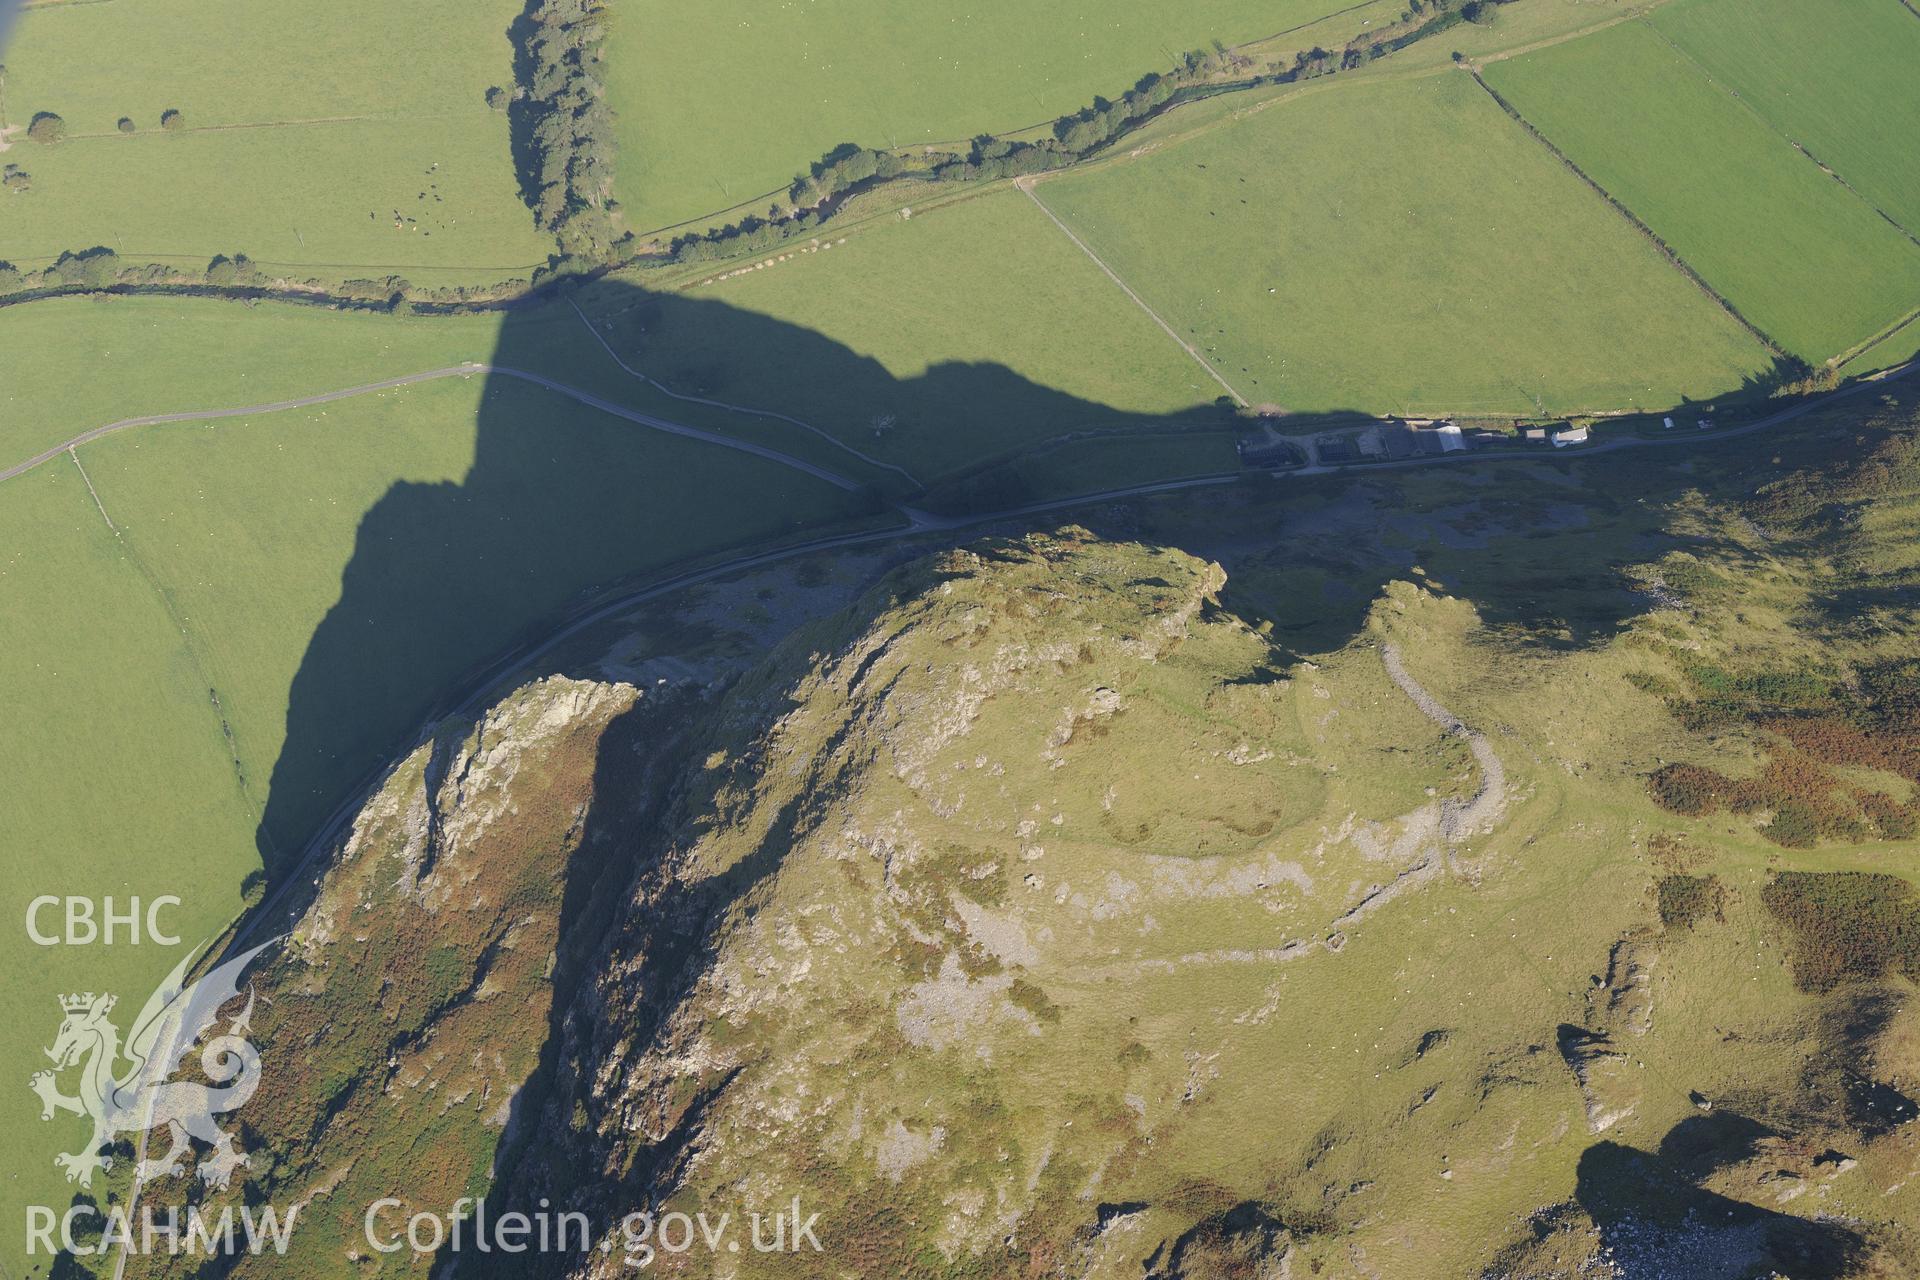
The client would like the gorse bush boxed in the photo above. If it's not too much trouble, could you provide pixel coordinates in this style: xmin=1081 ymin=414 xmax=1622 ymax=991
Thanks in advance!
xmin=1656 ymin=874 xmax=1725 ymax=930
xmin=1649 ymin=646 xmax=1920 ymax=846
xmin=1762 ymin=872 xmax=1920 ymax=992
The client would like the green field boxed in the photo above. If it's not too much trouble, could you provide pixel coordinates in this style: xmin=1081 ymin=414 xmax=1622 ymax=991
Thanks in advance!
xmin=1652 ymin=0 xmax=1920 ymax=238
xmin=1843 ymin=319 xmax=1920 ymax=377
xmin=0 ymin=0 xmax=552 ymax=279
xmin=0 ymin=295 xmax=506 ymax=466
xmin=0 ymin=353 xmax=865 ymax=1257
xmin=604 ymin=0 xmax=1359 ymax=234
xmin=77 ymin=371 xmax=864 ymax=850
xmin=1034 ymin=71 xmax=1772 ymax=418
xmin=1486 ymin=19 xmax=1920 ymax=363
xmin=584 ymin=189 xmax=1229 ymax=479
xmin=0 ymin=462 xmax=262 ymax=1256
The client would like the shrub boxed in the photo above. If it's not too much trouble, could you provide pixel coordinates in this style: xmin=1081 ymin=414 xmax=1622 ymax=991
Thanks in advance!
xmin=49 ymin=247 xmax=120 ymax=289
xmin=484 ymin=85 xmax=509 ymax=111
xmin=116 ymin=116 xmax=136 ymax=134
xmin=26 ymin=112 xmax=66 ymax=144
xmin=1762 ymin=872 xmax=1920 ymax=992
xmin=1648 ymin=763 xmax=1733 ymax=817
xmin=160 ymin=108 xmax=185 ymax=131
xmin=1656 ymin=875 xmax=1724 ymax=930
xmin=1 ymin=164 xmax=28 ymax=193
xmin=1765 ymin=801 xmax=1819 ymax=849
xmin=1006 ymin=978 xmax=1062 ymax=1024
xmin=204 ymin=253 xmax=256 ymax=286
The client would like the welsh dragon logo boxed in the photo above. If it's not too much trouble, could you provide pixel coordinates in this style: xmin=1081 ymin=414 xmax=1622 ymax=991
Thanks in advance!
xmin=29 ymin=938 xmax=278 ymax=1191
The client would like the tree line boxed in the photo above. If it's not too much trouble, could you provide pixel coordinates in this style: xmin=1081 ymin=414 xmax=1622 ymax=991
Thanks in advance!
xmin=0 ymin=0 xmax=1516 ymax=304
xmin=0 ymin=247 xmax=541 ymax=312
xmin=510 ymin=0 xmax=628 ymax=269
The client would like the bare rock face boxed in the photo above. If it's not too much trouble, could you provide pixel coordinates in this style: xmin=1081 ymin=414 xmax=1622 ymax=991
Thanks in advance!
xmin=142 ymin=674 xmax=680 ymax=1279
xmin=1555 ymin=931 xmax=1660 ymax=1135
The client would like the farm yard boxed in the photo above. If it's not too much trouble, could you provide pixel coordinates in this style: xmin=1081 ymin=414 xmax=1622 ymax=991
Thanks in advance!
xmin=0 ymin=0 xmax=551 ymax=281
xmin=1030 ymin=72 xmax=1773 ymax=418
xmin=1484 ymin=17 xmax=1920 ymax=364
xmin=602 ymin=0 xmax=1372 ymax=235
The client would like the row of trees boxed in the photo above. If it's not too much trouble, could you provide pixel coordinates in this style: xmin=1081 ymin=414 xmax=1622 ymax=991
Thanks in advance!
xmin=0 ymin=247 xmax=538 ymax=313
xmin=671 ymin=49 xmax=1245 ymax=262
xmin=788 ymin=145 xmax=905 ymax=210
xmin=513 ymin=0 xmax=627 ymax=265
xmin=22 ymin=107 xmax=184 ymax=144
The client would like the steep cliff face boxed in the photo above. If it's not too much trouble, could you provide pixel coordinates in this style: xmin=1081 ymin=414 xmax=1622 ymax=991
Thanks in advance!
xmin=131 ymin=674 xmax=692 ymax=1279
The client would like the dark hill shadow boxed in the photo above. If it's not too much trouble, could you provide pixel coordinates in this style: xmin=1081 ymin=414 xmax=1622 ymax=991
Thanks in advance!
xmin=1575 ymin=1130 xmax=1867 ymax=1278
xmin=249 ymin=279 xmax=1254 ymax=906
xmin=250 ymin=274 xmax=1832 ymax=931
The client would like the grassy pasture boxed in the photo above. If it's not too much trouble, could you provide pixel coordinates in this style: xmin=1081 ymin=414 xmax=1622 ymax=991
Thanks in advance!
xmin=0 ymin=462 xmax=262 ymax=1263
xmin=1486 ymin=19 xmax=1920 ymax=363
xmin=1651 ymin=0 xmax=1920 ymax=239
xmin=1842 ymin=320 xmax=1920 ymax=377
xmin=586 ymin=189 xmax=1228 ymax=480
xmin=78 ymin=371 xmax=864 ymax=852
xmin=0 ymin=0 xmax=551 ymax=279
xmin=1034 ymin=72 xmax=1771 ymax=418
xmin=0 ymin=295 xmax=505 ymax=466
xmin=603 ymin=0 xmax=1361 ymax=234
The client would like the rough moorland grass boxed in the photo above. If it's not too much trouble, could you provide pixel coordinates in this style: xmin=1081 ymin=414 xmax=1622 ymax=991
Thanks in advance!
xmin=78 ymin=373 xmax=862 ymax=851
xmin=1485 ymin=20 xmax=1920 ymax=363
xmin=1652 ymin=0 xmax=1920 ymax=239
xmin=1036 ymin=72 xmax=1772 ymax=418
xmin=0 ymin=0 xmax=551 ymax=279
xmin=0 ymin=463 xmax=261 ymax=1260
xmin=583 ymin=189 xmax=1226 ymax=479
xmin=603 ymin=0 xmax=1357 ymax=233
xmin=0 ymin=295 xmax=505 ymax=467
